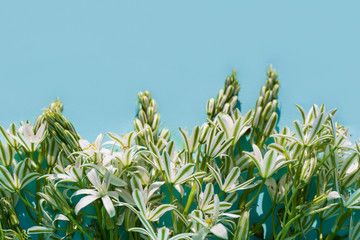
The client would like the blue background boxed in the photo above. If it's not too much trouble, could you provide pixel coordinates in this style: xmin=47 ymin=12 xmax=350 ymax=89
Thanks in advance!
xmin=1 ymin=1 xmax=359 ymax=239
xmin=1 ymin=1 xmax=360 ymax=142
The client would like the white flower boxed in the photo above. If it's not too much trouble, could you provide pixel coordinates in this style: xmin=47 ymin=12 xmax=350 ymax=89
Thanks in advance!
xmin=79 ymin=133 xmax=104 ymax=158
xmin=245 ymin=144 xmax=290 ymax=179
xmin=11 ymin=123 xmax=47 ymax=152
xmin=217 ymin=113 xmax=251 ymax=146
xmin=72 ymin=169 xmax=118 ymax=217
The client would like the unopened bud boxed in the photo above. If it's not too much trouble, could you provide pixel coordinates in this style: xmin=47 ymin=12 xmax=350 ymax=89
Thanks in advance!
xmin=230 ymin=96 xmax=238 ymax=109
xmin=272 ymin=100 xmax=278 ymax=112
xmin=260 ymin=86 xmax=266 ymax=97
xmin=216 ymin=89 xmax=224 ymax=102
xmin=159 ymin=128 xmax=171 ymax=142
xmin=263 ymin=90 xmax=271 ymax=104
xmin=141 ymin=96 xmax=149 ymax=109
xmin=207 ymin=98 xmax=215 ymax=116
xmin=144 ymin=90 xmax=151 ymax=99
xmin=234 ymin=85 xmax=241 ymax=95
xmin=137 ymin=91 xmax=144 ymax=100
xmin=138 ymin=109 xmax=147 ymax=125
xmin=272 ymin=84 xmax=280 ymax=97
xmin=264 ymin=112 xmax=278 ymax=137
xmin=218 ymin=94 xmax=227 ymax=110
xmin=225 ymin=85 xmax=234 ymax=98
xmin=146 ymin=106 xmax=154 ymax=123
xmin=223 ymin=103 xmax=230 ymax=114
xmin=253 ymin=106 xmax=263 ymax=128
xmin=300 ymin=154 xmax=316 ymax=184
xmin=150 ymin=99 xmax=157 ymax=112
xmin=225 ymin=76 xmax=231 ymax=88
xmin=262 ymin=102 xmax=273 ymax=120
xmin=49 ymin=99 xmax=63 ymax=113
xmin=134 ymin=118 xmax=143 ymax=132
xmin=199 ymin=123 xmax=210 ymax=143
xmin=151 ymin=113 xmax=160 ymax=131
xmin=256 ymin=96 xmax=264 ymax=109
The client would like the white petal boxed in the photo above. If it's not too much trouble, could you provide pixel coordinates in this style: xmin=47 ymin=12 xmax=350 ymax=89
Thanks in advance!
xmin=95 ymin=134 xmax=104 ymax=151
xmin=35 ymin=124 xmax=46 ymax=139
xmin=327 ymin=191 xmax=341 ymax=201
xmin=87 ymin=169 xmax=101 ymax=188
xmin=19 ymin=123 xmax=34 ymax=139
xmin=79 ymin=139 xmax=91 ymax=150
xmin=210 ymin=223 xmax=228 ymax=239
xmin=102 ymin=195 xmax=115 ymax=217
xmin=75 ymin=195 xmax=99 ymax=214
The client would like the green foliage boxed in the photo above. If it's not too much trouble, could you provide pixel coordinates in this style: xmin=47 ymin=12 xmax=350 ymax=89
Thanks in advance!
xmin=0 ymin=66 xmax=358 ymax=240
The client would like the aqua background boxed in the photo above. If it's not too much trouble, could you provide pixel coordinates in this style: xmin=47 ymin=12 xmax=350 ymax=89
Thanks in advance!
xmin=1 ymin=1 xmax=360 ymax=239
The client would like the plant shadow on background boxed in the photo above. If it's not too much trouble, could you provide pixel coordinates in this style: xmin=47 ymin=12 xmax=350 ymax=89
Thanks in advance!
xmin=0 ymin=66 xmax=359 ymax=240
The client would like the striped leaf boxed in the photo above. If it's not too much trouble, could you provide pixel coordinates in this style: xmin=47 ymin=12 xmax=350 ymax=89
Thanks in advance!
xmin=157 ymin=227 xmax=170 ymax=240
xmin=133 ymin=189 xmax=147 ymax=216
xmin=148 ymin=204 xmax=175 ymax=221
xmin=207 ymin=164 xmax=223 ymax=189
xmin=173 ymin=164 xmax=195 ymax=185
xmin=199 ymin=183 xmax=214 ymax=210
xmin=222 ymin=167 xmax=240 ymax=192
xmin=27 ymin=226 xmax=53 ymax=235
xmin=234 ymin=210 xmax=250 ymax=240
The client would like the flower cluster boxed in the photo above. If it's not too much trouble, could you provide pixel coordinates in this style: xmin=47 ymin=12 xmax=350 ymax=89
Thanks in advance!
xmin=0 ymin=67 xmax=359 ymax=240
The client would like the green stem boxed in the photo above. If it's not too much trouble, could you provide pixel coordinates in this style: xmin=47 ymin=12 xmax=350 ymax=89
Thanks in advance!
xmin=17 ymin=191 xmax=37 ymax=223
xmin=0 ymin=222 xmax=5 ymax=240
xmin=67 ymin=214 xmax=94 ymax=240
xmin=276 ymin=215 xmax=302 ymax=240
xmin=35 ymin=178 xmax=43 ymax=240
xmin=94 ymin=201 xmax=107 ymax=240
xmin=272 ymin=205 xmax=277 ymax=239
xmin=325 ymin=208 xmax=352 ymax=240
xmin=169 ymin=184 xmax=177 ymax=233
xmin=249 ymin=203 xmax=274 ymax=235
xmin=238 ymin=163 xmax=255 ymax=209
xmin=245 ymin=180 xmax=265 ymax=208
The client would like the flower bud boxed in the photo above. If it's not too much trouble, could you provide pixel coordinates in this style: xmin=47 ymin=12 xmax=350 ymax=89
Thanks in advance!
xmin=216 ymin=89 xmax=224 ymax=102
xmin=223 ymin=103 xmax=230 ymax=114
xmin=159 ymin=128 xmax=171 ymax=142
xmin=261 ymin=102 xmax=273 ymax=121
xmin=267 ymin=77 xmax=274 ymax=89
xmin=263 ymin=90 xmax=271 ymax=104
xmin=225 ymin=85 xmax=234 ymax=98
xmin=134 ymin=118 xmax=143 ymax=132
xmin=150 ymin=99 xmax=157 ymax=112
xmin=225 ymin=76 xmax=231 ymax=88
xmin=253 ymin=106 xmax=262 ymax=128
xmin=256 ymin=96 xmax=264 ymax=109
xmin=199 ymin=123 xmax=210 ymax=143
xmin=264 ymin=112 xmax=278 ymax=137
xmin=49 ymin=99 xmax=64 ymax=114
xmin=137 ymin=91 xmax=144 ymax=100
xmin=146 ymin=106 xmax=154 ymax=123
xmin=141 ymin=96 xmax=149 ymax=109
xmin=272 ymin=83 xmax=280 ymax=97
xmin=138 ymin=109 xmax=147 ymax=125
xmin=151 ymin=113 xmax=160 ymax=131
xmin=234 ymin=210 xmax=250 ymax=240
xmin=271 ymin=100 xmax=278 ymax=112
xmin=0 ymin=140 xmax=14 ymax=167
xmin=300 ymin=153 xmax=316 ymax=184
xmin=217 ymin=94 xmax=227 ymax=110
xmin=233 ymin=85 xmax=241 ymax=95
xmin=207 ymin=98 xmax=215 ymax=116
xmin=230 ymin=96 xmax=238 ymax=109
xmin=260 ymin=86 xmax=266 ymax=97
xmin=144 ymin=90 xmax=151 ymax=99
